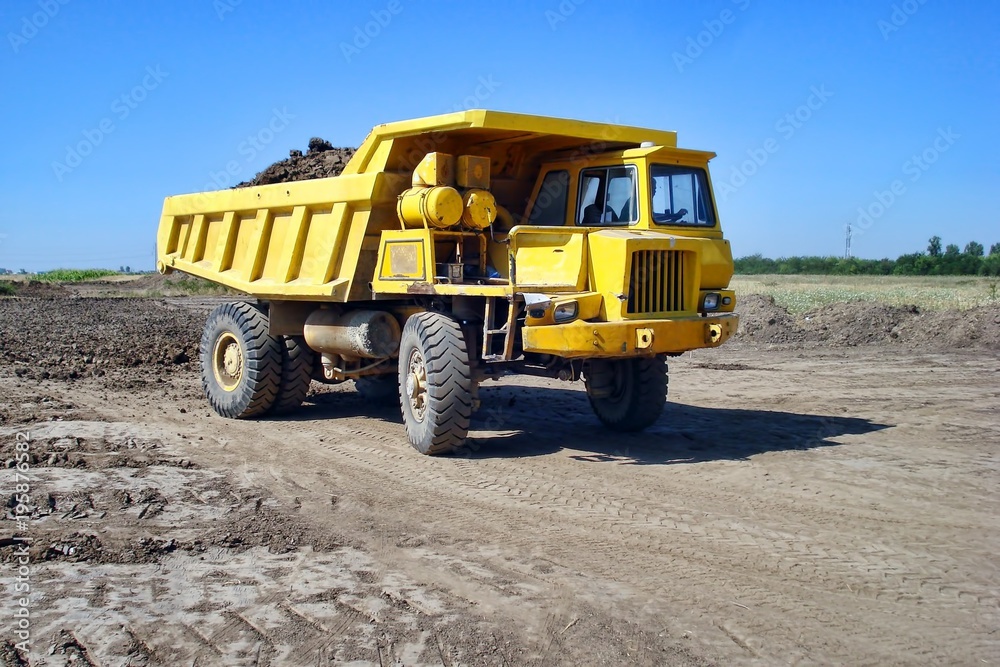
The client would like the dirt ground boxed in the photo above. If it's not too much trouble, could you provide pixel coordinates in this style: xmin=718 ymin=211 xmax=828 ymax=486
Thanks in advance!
xmin=1 ymin=293 xmax=998 ymax=665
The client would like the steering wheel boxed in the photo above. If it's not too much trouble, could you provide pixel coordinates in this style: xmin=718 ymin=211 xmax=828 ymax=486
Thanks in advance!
xmin=658 ymin=208 xmax=688 ymax=223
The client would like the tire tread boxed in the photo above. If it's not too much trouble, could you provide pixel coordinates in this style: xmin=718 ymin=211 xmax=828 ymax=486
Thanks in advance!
xmin=399 ymin=312 xmax=474 ymax=455
xmin=200 ymin=302 xmax=282 ymax=419
xmin=271 ymin=335 xmax=314 ymax=415
xmin=586 ymin=356 xmax=668 ymax=432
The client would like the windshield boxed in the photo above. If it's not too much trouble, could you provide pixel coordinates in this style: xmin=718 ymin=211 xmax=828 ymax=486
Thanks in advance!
xmin=577 ymin=165 xmax=638 ymax=226
xmin=650 ymin=165 xmax=715 ymax=226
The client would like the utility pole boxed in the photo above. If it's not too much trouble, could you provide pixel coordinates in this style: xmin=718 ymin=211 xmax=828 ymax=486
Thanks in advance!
xmin=845 ymin=223 xmax=852 ymax=259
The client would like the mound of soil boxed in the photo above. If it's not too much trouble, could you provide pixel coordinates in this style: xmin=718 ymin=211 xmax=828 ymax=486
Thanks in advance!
xmin=903 ymin=306 xmax=1000 ymax=349
xmin=237 ymin=138 xmax=356 ymax=187
xmin=119 ymin=272 xmax=178 ymax=290
xmin=0 ymin=298 xmax=204 ymax=381
xmin=735 ymin=295 xmax=1000 ymax=351
xmin=733 ymin=295 xmax=805 ymax=345
xmin=122 ymin=271 xmax=223 ymax=291
xmin=799 ymin=302 xmax=922 ymax=346
xmin=114 ymin=271 xmax=171 ymax=292
xmin=9 ymin=281 xmax=70 ymax=298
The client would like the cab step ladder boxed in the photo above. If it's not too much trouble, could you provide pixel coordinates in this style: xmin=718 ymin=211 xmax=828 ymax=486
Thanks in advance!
xmin=482 ymin=296 xmax=521 ymax=362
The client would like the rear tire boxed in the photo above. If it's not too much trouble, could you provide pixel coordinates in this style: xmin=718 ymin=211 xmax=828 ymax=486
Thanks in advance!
xmin=585 ymin=356 xmax=668 ymax=432
xmin=201 ymin=302 xmax=282 ymax=418
xmin=271 ymin=336 xmax=314 ymax=415
xmin=398 ymin=312 xmax=473 ymax=455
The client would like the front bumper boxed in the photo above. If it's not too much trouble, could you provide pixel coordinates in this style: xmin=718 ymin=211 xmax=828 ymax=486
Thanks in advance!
xmin=521 ymin=313 xmax=739 ymax=358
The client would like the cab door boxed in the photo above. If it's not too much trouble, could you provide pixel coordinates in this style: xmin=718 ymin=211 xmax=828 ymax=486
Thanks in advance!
xmin=523 ymin=168 xmax=573 ymax=226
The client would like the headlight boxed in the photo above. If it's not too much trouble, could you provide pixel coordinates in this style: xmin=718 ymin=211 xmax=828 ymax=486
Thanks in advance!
xmin=703 ymin=292 xmax=720 ymax=311
xmin=553 ymin=301 xmax=579 ymax=323
xmin=528 ymin=306 xmax=548 ymax=319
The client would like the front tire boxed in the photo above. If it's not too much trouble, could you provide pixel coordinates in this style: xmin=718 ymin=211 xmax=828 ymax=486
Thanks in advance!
xmin=398 ymin=312 xmax=474 ymax=455
xmin=200 ymin=302 xmax=282 ymax=418
xmin=585 ymin=356 xmax=668 ymax=432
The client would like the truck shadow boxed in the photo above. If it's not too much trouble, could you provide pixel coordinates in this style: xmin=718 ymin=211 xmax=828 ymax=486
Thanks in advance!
xmin=463 ymin=387 xmax=889 ymax=464
xmin=300 ymin=385 xmax=889 ymax=465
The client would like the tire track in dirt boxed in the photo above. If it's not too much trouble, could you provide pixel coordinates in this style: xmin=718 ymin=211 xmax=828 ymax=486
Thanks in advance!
xmin=62 ymin=398 xmax=722 ymax=661
xmin=201 ymin=405 xmax=997 ymax=616
xmin=41 ymin=344 xmax=1000 ymax=666
xmin=124 ymin=398 xmax=996 ymax=665
xmin=310 ymin=441 xmax=992 ymax=665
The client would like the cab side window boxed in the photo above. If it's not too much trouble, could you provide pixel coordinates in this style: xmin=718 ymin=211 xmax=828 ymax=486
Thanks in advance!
xmin=577 ymin=166 xmax=637 ymax=226
xmin=527 ymin=170 xmax=570 ymax=226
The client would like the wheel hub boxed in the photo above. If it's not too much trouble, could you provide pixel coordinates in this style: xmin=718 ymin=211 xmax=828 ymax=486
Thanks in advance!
xmin=223 ymin=344 xmax=241 ymax=376
xmin=213 ymin=332 xmax=243 ymax=392
xmin=406 ymin=350 xmax=428 ymax=422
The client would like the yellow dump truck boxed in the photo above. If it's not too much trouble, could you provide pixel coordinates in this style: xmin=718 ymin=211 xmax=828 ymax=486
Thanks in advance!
xmin=156 ymin=110 xmax=738 ymax=454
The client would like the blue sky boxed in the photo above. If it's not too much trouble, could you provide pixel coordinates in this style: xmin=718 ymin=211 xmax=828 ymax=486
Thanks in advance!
xmin=1 ymin=0 xmax=997 ymax=271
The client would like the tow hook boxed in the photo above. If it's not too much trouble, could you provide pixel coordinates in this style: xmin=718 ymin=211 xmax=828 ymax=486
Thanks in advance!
xmin=636 ymin=328 xmax=654 ymax=349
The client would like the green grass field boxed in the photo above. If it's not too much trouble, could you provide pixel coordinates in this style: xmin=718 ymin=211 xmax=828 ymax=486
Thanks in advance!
xmin=36 ymin=268 xmax=120 ymax=282
xmin=731 ymin=274 xmax=999 ymax=314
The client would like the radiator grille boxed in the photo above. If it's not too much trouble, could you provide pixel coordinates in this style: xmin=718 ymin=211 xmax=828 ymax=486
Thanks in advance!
xmin=627 ymin=250 xmax=687 ymax=314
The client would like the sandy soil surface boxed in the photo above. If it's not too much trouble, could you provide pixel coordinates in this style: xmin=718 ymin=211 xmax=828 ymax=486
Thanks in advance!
xmin=1 ymin=295 xmax=998 ymax=666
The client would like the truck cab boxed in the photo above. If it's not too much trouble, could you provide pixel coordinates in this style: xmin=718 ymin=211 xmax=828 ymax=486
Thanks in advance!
xmin=465 ymin=144 xmax=739 ymax=362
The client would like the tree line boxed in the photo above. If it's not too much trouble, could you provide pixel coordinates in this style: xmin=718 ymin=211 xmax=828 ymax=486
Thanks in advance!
xmin=735 ymin=237 xmax=1000 ymax=276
